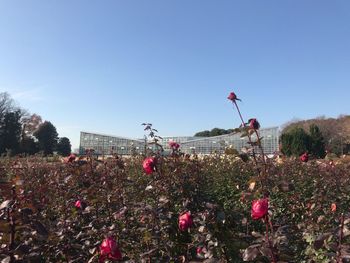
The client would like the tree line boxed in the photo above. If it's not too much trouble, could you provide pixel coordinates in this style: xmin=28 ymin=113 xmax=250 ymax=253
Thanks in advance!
xmin=0 ymin=92 xmax=71 ymax=156
xmin=194 ymin=128 xmax=233 ymax=137
xmin=281 ymin=115 xmax=349 ymax=156
xmin=194 ymin=115 xmax=349 ymax=158
xmin=280 ymin=124 xmax=326 ymax=158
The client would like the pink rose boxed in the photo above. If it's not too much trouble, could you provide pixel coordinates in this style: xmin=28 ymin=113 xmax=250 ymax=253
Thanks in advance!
xmin=74 ymin=200 xmax=86 ymax=210
xmin=142 ymin=157 xmax=156 ymax=175
xmin=99 ymin=236 xmax=122 ymax=262
xmin=251 ymin=199 xmax=268 ymax=220
xmin=331 ymin=203 xmax=337 ymax=213
xmin=178 ymin=211 xmax=193 ymax=231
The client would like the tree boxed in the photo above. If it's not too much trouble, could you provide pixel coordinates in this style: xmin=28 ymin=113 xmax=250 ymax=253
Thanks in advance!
xmin=22 ymin=113 xmax=43 ymax=137
xmin=309 ymin=124 xmax=326 ymax=158
xmin=280 ymin=133 xmax=293 ymax=156
xmin=282 ymin=115 xmax=350 ymax=156
xmin=210 ymin=128 xmax=225 ymax=136
xmin=194 ymin=128 xmax=233 ymax=137
xmin=34 ymin=121 xmax=58 ymax=155
xmin=280 ymin=127 xmax=311 ymax=156
xmin=0 ymin=110 xmax=22 ymax=155
xmin=57 ymin=137 xmax=71 ymax=156
xmin=20 ymin=137 xmax=39 ymax=155
xmin=195 ymin=130 xmax=210 ymax=137
xmin=0 ymin=92 xmax=15 ymax=120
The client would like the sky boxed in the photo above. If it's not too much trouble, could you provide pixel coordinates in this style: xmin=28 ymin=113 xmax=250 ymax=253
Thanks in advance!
xmin=0 ymin=1 xmax=349 ymax=150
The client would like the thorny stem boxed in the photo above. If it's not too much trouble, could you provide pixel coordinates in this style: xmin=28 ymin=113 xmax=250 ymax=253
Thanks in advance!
xmin=265 ymin=216 xmax=277 ymax=263
xmin=253 ymin=129 xmax=269 ymax=182
xmin=232 ymin=101 xmax=259 ymax=166
xmin=253 ymin=129 xmax=267 ymax=165
xmin=232 ymin=101 xmax=266 ymax=189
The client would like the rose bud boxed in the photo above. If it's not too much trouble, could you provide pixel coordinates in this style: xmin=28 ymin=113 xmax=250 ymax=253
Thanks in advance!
xmin=248 ymin=118 xmax=260 ymax=130
xmin=74 ymin=200 xmax=86 ymax=210
xmin=227 ymin=92 xmax=241 ymax=101
xmin=300 ymin=152 xmax=309 ymax=162
xmin=331 ymin=203 xmax=337 ymax=213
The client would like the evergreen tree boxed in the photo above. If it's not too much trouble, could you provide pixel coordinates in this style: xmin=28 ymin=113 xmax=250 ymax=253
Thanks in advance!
xmin=20 ymin=137 xmax=39 ymax=155
xmin=195 ymin=130 xmax=210 ymax=137
xmin=194 ymin=128 xmax=233 ymax=137
xmin=0 ymin=110 xmax=22 ymax=155
xmin=57 ymin=137 xmax=72 ymax=156
xmin=34 ymin=121 xmax=58 ymax=155
xmin=290 ymin=127 xmax=311 ymax=156
xmin=280 ymin=133 xmax=293 ymax=156
xmin=280 ymin=127 xmax=312 ymax=156
xmin=309 ymin=124 xmax=326 ymax=158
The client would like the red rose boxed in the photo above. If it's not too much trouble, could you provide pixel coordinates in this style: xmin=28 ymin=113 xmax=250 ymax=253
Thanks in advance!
xmin=99 ymin=236 xmax=122 ymax=262
xmin=178 ymin=211 xmax=193 ymax=231
xmin=251 ymin=198 xmax=268 ymax=220
xmin=142 ymin=157 xmax=156 ymax=174
xmin=249 ymin=118 xmax=260 ymax=130
xmin=169 ymin=141 xmax=180 ymax=150
xmin=300 ymin=152 xmax=309 ymax=162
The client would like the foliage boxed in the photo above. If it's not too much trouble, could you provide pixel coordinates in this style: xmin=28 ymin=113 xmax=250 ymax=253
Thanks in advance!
xmin=0 ymin=93 xmax=70 ymax=157
xmin=281 ymin=127 xmax=312 ymax=157
xmin=22 ymin=114 xmax=43 ymax=137
xmin=195 ymin=128 xmax=234 ymax=137
xmin=282 ymin=115 xmax=350 ymax=155
xmin=0 ymin=156 xmax=349 ymax=262
xmin=19 ymin=136 xmax=39 ymax=155
xmin=309 ymin=124 xmax=326 ymax=158
xmin=0 ymin=110 xmax=22 ymax=155
xmin=57 ymin=137 xmax=72 ymax=156
xmin=0 ymin=92 xmax=16 ymax=119
xmin=281 ymin=125 xmax=327 ymax=158
xmin=34 ymin=121 xmax=59 ymax=155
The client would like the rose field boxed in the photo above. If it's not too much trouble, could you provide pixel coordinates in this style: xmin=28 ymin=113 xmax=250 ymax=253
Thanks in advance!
xmin=0 ymin=153 xmax=350 ymax=263
xmin=0 ymin=92 xmax=349 ymax=263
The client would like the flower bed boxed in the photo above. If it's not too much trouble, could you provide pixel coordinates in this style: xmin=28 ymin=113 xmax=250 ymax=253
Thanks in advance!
xmin=0 ymin=155 xmax=349 ymax=262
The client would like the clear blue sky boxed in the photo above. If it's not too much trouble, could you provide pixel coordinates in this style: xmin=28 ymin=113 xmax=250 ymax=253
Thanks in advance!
xmin=0 ymin=1 xmax=349 ymax=150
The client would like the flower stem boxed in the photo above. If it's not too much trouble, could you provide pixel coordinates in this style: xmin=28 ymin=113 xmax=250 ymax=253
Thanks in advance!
xmin=232 ymin=101 xmax=258 ymax=165
xmin=265 ymin=217 xmax=277 ymax=263
xmin=232 ymin=101 xmax=265 ymax=189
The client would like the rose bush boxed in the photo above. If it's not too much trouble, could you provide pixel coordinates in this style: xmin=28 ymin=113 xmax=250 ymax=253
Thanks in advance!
xmin=0 ymin=155 xmax=349 ymax=262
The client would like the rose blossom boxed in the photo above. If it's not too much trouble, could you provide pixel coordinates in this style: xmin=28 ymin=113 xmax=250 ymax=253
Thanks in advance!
xmin=142 ymin=157 xmax=156 ymax=175
xmin=251 ymin=198 xmax=269 ymax=220
xmin=99 ymin=236 xmax=122 ymax=262
xmin=178 ymin=211 xmax=193 ymax=231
